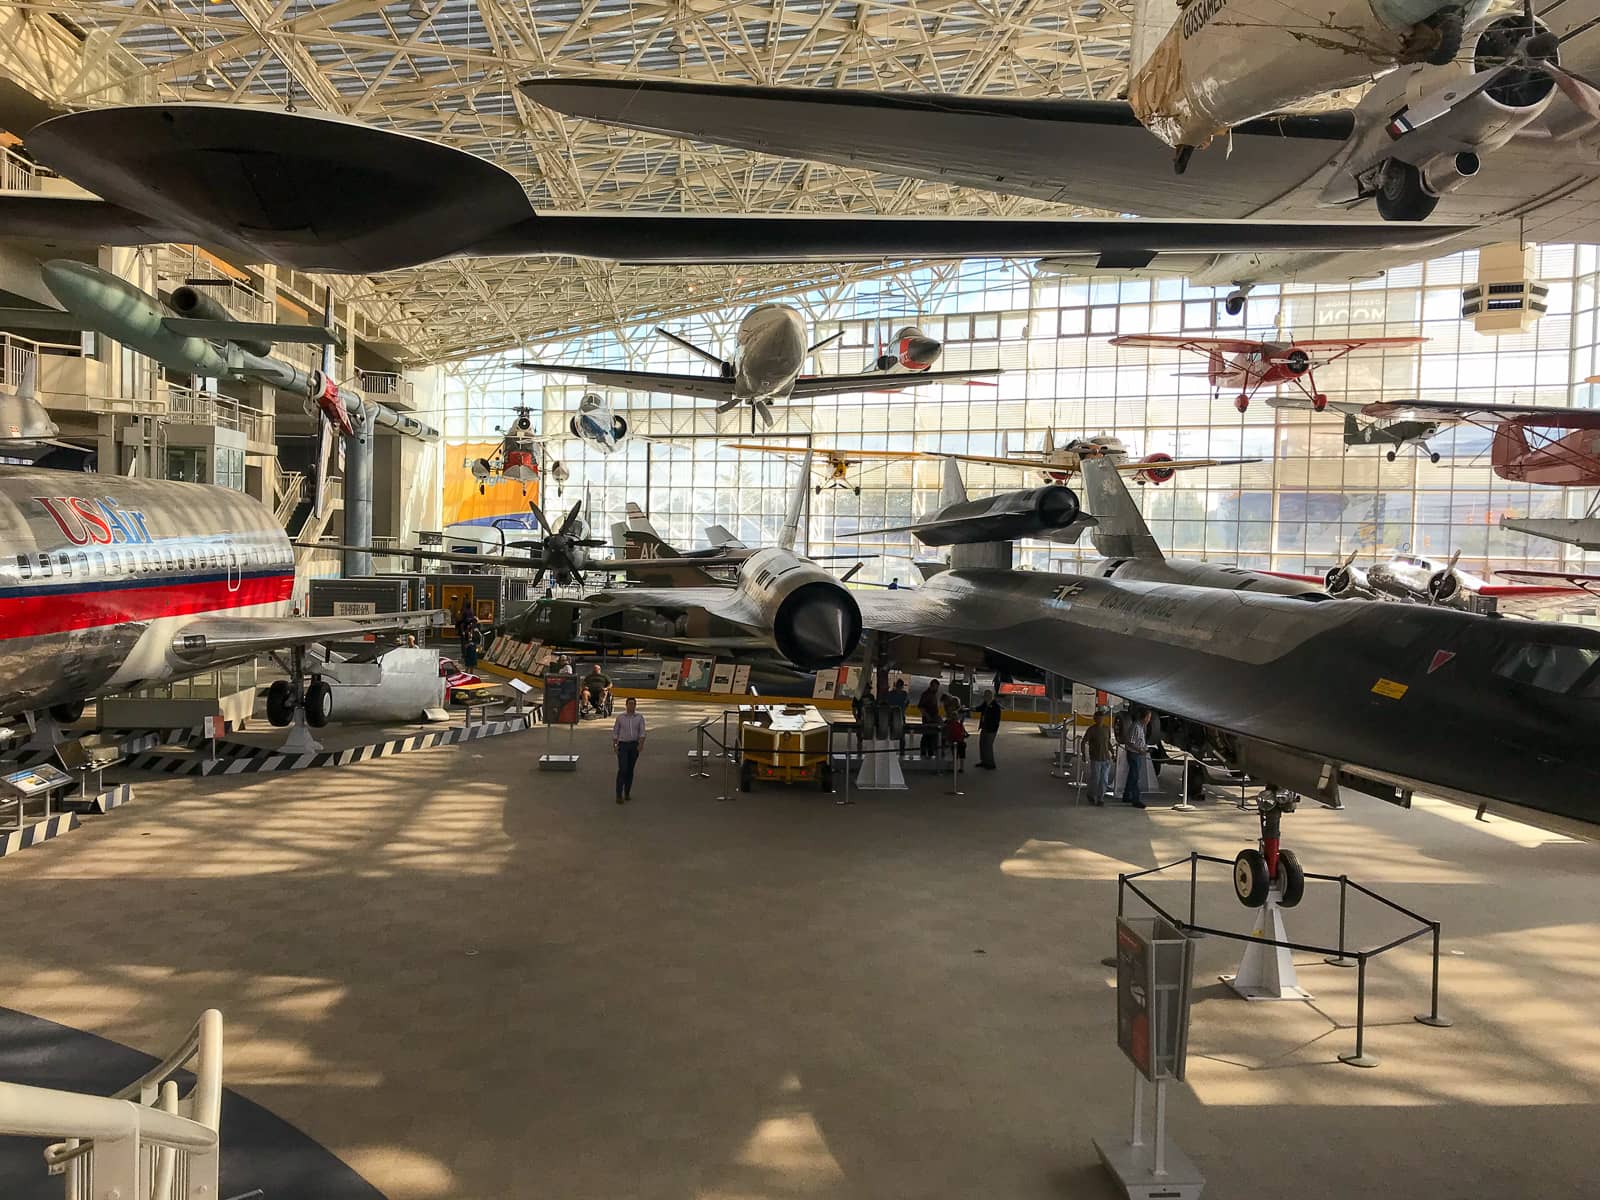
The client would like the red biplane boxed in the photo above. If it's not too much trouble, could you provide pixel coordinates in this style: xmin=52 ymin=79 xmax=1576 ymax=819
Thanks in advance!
xmin=1358 ymin=397 xmax=1600 ymax=487
xmin=1110 ymin=333 xmax=1426 ymax=413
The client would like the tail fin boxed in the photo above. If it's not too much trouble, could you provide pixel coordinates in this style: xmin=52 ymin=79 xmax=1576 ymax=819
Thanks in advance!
xmin=0 ymin=354 xmax=57 ymax=441
xmin=778 ymin=449 xmax=813 ymax=552
xmin=1042 ymin=427 xmax=1056 ymax=455
xmin=1081 ymin=457 xmax=1164 ymax=560
xmin=619 ymin=502 xmax=681 ymax=559
xmin=939 ymin=456 xmax=968 ymax=507
xmin=1342 ymin=413 xmax=1364 ymax=446
xmin=705 ymin=524 xmax=745 ymax=550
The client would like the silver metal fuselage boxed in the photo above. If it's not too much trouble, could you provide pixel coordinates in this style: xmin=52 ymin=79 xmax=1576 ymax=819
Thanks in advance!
xmin=733 ymin=304 xmax=809 ymax=404
xmin=0 ymin=468 xmax=293 ymax=717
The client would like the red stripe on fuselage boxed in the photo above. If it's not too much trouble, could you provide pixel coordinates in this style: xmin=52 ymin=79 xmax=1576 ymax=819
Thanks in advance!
xmin=0 ymin=573 xmax=295 ymax=640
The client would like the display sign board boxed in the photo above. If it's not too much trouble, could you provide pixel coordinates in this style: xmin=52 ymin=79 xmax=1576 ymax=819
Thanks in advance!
xmin=1 ymin=764 xmax=71 ymax=798
xmin=679 ymin=657 xmax=714 ymax=691
xmin=333 ymin=601 xmax=376 ymax=616
xmin=999 ymin=682 xmax=1047 ymax=697
xmin=656 ymin=663 xmax=680 ymax=691
xmin=542 ymin=675 xmax=580 ymax=725
xmin=812 ymin=671 xmax=838 ymax=699
xmin=730 ymin=664 xmax=752 ymax=694
xmin=709 ymin=663 xmax=736 ymax=694
xmin=1071 ymin=684 xmax=1101 ymax=717
xmin=1115 ymin=915 xmax=1195 ymax=1083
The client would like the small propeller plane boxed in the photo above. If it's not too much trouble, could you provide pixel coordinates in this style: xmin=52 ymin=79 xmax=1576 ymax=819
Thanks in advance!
xmin=1355 ymin=394 xmax=1600 ymax=486
xmin=1109 ymin=333 xmax=1427 ymax=413
xmin=733 ymin=431 xmax=1256 ymax=492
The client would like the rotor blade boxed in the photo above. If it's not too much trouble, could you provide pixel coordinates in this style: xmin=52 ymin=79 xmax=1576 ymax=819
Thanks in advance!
xmin=528 ymin=498 xmax=554 ymax=536
xmin=655 ymin=326 xmax=729 ymax=371
xmin=840 ymin=561 xmax=865 ymax=583
xmin=807 ymin=329 xmax=845 ymax=355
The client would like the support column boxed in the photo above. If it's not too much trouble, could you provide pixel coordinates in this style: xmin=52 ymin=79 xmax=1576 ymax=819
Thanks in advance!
xmin=343 ymin=402 xmax=378 ymax=577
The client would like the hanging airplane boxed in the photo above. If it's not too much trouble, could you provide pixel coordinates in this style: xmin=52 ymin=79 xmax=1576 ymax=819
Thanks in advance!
xmin=1263 ymin=398 xmax=1449 ymax=462
xmin=467 ymin=404 xmax=547 ymax=497
xmin=520 ymin=306 xmax=998 ymax=428
xmin=1109 ymin=333 xmax=1427 ymax=413
xmin=0 ymin=103 xmax=1466 ymax=281
xmin=589 ymin=452 xmax=1600 ymax=887
xmin=1351 ymin=396 xmax=1600 ymax=484
xmin=523 ymin=15 xmax=1597 ymax=303
xmin=1309 ymin=547 xmax=1590 ymax=614
xmin=732 ymin=432 xmax=1257 ymax=493
xmin=0 ymin=464 xmax=439 ymax=731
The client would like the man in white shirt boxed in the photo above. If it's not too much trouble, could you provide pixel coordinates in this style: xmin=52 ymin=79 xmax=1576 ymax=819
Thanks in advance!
xmin=612 ymin=696 xmax=646 ymax=804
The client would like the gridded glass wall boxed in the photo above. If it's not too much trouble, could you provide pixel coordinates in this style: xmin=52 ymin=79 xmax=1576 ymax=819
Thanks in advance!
xmin=442 ymin=248 xmax=1598 ymax=586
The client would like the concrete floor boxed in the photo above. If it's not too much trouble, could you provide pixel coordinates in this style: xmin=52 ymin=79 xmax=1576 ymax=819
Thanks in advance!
xmin=2 ymin=703 xmax=1597 ymax=1199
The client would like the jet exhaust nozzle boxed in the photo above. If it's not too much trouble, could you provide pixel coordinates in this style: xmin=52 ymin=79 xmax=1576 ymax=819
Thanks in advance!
xmin=773 ymin=581 xmax=863 ymax=670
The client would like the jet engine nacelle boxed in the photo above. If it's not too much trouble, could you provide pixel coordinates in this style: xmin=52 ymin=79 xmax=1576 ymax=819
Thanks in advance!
xmin=1133 ymin=453 xmax=1177 ymax=485
xmin=728 ymin=548 xmax=863 ymax=669
xmin=912 ymin=486 xmax=1082 ymax=546
xmin=168 ymin=285 xmax=274 ymax=357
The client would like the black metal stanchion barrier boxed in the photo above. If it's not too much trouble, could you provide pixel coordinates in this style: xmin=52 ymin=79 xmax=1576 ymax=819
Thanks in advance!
xmin=1118 ymin=853 xmax=1450 ymax=1069
xmin=689 ymin=721 xmax=712 ymax=779
xmin=713 ymin=710 xmax=738 ymax=802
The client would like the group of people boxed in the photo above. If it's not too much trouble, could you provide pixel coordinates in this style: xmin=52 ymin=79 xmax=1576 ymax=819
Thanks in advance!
xmin=848 ymin=676 xmax=1006 ymax=773
xmin=1080 ymin=704 xmax=1155 ymax=808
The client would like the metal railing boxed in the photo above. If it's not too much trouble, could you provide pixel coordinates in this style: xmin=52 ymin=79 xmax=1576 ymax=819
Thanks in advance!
xmin=1 ymin=144 xmax=44 ymax=191
xmin=154 ymin=249 xmax=269 ymax=324
xmin=355 ymin=369 xmax=415 ymax=407
xmin=1118 ymin=853 xmax=1449 ymax=1067
xmin=0 ymin=1009 xmax=224 ymax=1200
xmin=166 ymin=384 xmax=273 ymax=445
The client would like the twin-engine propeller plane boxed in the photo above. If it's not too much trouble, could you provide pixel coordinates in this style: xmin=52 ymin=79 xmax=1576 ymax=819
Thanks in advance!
xmin=522 ymin=304 xmax=999 ymax=428
xmin=1110 ymin=333 xmax=1427 ymax=413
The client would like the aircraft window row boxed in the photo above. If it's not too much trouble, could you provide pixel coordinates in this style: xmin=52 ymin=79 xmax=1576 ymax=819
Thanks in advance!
xmin=1493 ymin=643 xmax=1600 ymax=696
xmin=8 ymin=542 xmax=289 ymax=582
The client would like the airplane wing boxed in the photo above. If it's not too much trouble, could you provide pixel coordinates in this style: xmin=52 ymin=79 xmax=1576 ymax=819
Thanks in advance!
xmin=728 ymin=443 xmax=924 ymax=463
xmin=521 ymin=79 xmax=1351 ymax=220
xmin=788 ymin=368 xmax=1001 ymax=397
xmin=159 ymin=318 xmax=339 ymax=346
xmin=1496 ymin=569 xmax=1600 ymax=597
xmin=518 ymin=362 xmax=736 ymax=401
xmin=0 ymin=194 xmax=192 ymax=246
xmin=1359 ymin=399 xmax=1600 ymax=429
xmin=1283 ymin=337 xmax=1428 ymax=349
xmin=934 ymin=451 xmax=1254 ymax=474
xmin=167 ymin=611 xmax=442 ymax=670
xmin=301 ymin=541 xmax=748 ymax=573
xmin=1109 ymin=334 xmax=1264 ymax=354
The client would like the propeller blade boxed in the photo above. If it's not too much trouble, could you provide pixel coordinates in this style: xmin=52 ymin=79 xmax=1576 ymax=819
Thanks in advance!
xmin=528 ymin=498 xmax=554 ymax=536
xmin=559 ymin=500 xmax=583 ymax=537
xmin=1547 ymin=61 xmax=1600 ymax=120
xmin=808 ymin=329 xmax=845 ymax=355
xmin=1447 ymin=549 xmax=1462 ymax=571
xmin=654 ymin=326 xmax=729 ymax=371
xmin=840 ymin=561 xmax=865 ymax=583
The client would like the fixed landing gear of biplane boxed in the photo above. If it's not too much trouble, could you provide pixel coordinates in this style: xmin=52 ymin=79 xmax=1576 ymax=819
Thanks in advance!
xmin=1224 ymin=287 xmax=1251 ymax=317
xmin=1232 ymin=788 xmax=1304 ymax=910
xmin=1312 ymin=392 xmax=1329 ymax=412
xmin=267 ymin=646 xmax=331 ymax=753
xmin=1234 ymin=394 xmax=1250 ymax=414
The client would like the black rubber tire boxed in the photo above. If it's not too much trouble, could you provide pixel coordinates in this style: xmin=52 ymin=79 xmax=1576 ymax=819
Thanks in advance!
xmin=819 ymin=764 xmax=834 ymax=793
xmin=1277 ymin=848 xmax=1306 ymax=908
xmin=1234 ymin=848 xmax=1271 ymax=908
xmin=304 ymin=679 xmax=332 ymax=728
xmin=1224 ymin=293 xmax=1245 ymax=317
xmin=1430 ymin=452 xmax=1441 ymax=464
xmin=1424 ymin=7 xmax=1463 ymax=66
xmin=48 ymin=700 xmax=85 ymax=725
xmin=1386 ymin=450 xmax=1398 ymax=462
xmin=265 ymin=680 xmax=294 ymax=727
xmin=1375 ymin=160 xmax=1438 ymax=222
xmin=739 ymin=761 xmax=754 ymax=793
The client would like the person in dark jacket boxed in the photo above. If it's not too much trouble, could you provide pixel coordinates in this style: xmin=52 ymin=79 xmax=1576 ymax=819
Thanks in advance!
xmin=917 ymin=679 xmax=942 ymax=759
xmin=976 ymin=689 xmax=1003 ymax=769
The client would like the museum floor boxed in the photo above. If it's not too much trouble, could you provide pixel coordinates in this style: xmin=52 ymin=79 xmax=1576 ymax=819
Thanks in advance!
xmin=2 ymin=704 xmax=1596 ymax=1199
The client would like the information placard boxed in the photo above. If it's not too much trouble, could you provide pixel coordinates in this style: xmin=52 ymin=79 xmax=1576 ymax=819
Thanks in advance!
xmin=1115 ymin=915 xmax=1195 ymax=1083
xmin=542 ymin=674 xmax=580 ymax=725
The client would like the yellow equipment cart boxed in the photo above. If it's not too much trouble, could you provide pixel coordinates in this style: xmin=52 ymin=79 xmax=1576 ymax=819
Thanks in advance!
xmin=738 ymin=704 xmax=833 ymax=793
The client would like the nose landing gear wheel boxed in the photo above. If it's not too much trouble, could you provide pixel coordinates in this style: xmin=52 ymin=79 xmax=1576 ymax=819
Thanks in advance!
xmin=1234 ymin=848 xmax=1270 ymax=907
xmin=1275 ymin=847 xmax=1306 ymax=908
xmin=1375 ymin=159 xmax=1439 ymax=222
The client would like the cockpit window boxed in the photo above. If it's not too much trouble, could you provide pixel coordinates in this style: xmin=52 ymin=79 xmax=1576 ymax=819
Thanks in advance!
xmin=1495 ymin=642 xmax=1600 ymax=695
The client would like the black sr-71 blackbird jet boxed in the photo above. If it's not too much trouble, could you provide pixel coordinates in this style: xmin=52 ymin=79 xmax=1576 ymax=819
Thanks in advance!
xmin=590 ymin=453 xmax=1600 ymax=848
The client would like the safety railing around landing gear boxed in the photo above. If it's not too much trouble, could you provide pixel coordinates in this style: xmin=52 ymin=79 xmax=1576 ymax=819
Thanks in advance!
xmin=1118 ymin=853 xmax=1450 ymax=1068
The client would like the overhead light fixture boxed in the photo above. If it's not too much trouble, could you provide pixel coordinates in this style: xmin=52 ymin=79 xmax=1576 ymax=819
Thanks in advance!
xmin=191 ymin=64 xmax=223 ymax=92
xmin=407 ymin=0 xmax=430 ymax=19
xmin=667 ymin=35 xmax=689 ymax=54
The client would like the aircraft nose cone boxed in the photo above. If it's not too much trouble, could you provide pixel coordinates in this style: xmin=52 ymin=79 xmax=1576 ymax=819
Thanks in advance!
xmin=904 ymin=336 xmax=942 ymax=366
xmin=40 ymin=258 xmax=96 ymax=307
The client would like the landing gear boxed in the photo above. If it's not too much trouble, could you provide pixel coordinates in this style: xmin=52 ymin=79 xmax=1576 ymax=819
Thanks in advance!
xmin=815 ymin=484 xmax=823 ymax=495
xmin=48 ymin=700 xmax=85 ymax=725
xmin=853 ymin=485 xmax=862 ymax=496
xmin=1312 ymin=393 xmax=1329 ymax=412
xmin=1420 ymin=4 xmax=1464 ymax=65
xmin=1375 ymin=159 xmax=1438 ymax=222
xmin=479 ymin=484 xmax=486 ymax=495
xmin=1386 ymin=449 xmax=1398 ymax=461
xmin=1174 ymin=144 xmax=1195 ymax=175
xmin=1234 ymin=788 xmax=1301 ymax=909
xmin=265 ymin=646 xmax=331 ymax=752
xmin=1224 ymin=287 xmax=1251 ymax=317
xmin=1234 ymin=394 xmax=1250 ymax=414
xmin=1430 ymin=452 xmax=1441 ymax=464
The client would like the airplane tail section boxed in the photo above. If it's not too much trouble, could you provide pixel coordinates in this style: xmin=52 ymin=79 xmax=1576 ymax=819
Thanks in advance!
xmin=1081 ymin=456 xmax=1164 ymax=560
xmin=778 ymin=449 xmax=813 ymax=552
xmin=939 ymin=455 xmax=968 ymax=506
xmin=1342 ymin=413 xmax=1366 ymax=446
xmin=705 ymin=523 xmax=745 ymax=550
xmin=940 ymin=457 xmax=1013 ymax=571
xmin=0 ymin=353 xmax=58 ymax=442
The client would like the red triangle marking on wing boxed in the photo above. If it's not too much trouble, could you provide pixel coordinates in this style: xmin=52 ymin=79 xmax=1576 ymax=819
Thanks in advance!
xmin=1428 ymin=650 xmax=1456 ymax=675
